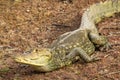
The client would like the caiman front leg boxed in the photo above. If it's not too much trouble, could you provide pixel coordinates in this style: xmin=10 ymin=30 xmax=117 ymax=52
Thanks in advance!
xmin=65 ymin=47 xmax=98 ymax=64
xmin=89 ymin=33 xmax=111 ymax=51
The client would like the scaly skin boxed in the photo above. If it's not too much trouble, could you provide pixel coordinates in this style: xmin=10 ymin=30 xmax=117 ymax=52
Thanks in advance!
xmin=15 ymin=0 xmax=120 ymax=72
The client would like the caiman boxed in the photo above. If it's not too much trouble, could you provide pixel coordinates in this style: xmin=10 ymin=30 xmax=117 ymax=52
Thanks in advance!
xmin=14 ymin=0 xmax=120 ymax=72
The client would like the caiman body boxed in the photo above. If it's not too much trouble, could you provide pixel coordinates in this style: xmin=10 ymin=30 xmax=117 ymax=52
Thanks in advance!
xmin=15 ymin=0 xmax=120 ymax=72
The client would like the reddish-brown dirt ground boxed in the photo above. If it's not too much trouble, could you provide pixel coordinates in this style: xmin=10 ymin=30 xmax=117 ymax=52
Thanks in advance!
xmin=0 ymin=0 xmax=120 ymax=80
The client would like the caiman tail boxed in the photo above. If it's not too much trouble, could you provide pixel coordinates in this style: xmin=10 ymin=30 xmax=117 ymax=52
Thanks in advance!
xmin=80 ymin=0 xmax=120 ymax=34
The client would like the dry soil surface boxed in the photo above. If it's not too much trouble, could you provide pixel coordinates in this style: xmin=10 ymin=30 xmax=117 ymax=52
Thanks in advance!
xmin=0 ymin=0 xmax=120 ymax=80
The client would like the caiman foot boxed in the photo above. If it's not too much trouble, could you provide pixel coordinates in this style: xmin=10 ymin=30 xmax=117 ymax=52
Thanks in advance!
xmin=90 ymin=54 xmax=101 ymax=62
xmin=100 ymin=42 xmax=111 ymax=51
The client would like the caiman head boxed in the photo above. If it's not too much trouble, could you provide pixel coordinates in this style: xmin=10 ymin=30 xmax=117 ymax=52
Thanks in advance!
xmin=14 ymin=48 xmax=55 ymax=72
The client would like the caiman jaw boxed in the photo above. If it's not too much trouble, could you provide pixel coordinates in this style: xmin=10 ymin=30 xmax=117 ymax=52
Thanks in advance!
xmin=15 ymin=48 xmax=52 ymax=66
xmin=15 ymin=56 xmax=48 ymax=66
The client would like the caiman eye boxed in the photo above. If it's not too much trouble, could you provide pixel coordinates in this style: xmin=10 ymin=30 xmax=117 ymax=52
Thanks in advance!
xmin=35 ymin=49 xmax=38 ymax=52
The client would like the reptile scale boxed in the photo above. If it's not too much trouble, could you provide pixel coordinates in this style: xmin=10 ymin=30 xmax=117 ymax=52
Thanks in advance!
xmin=15 ymin=0 xmax=120 ymax=72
